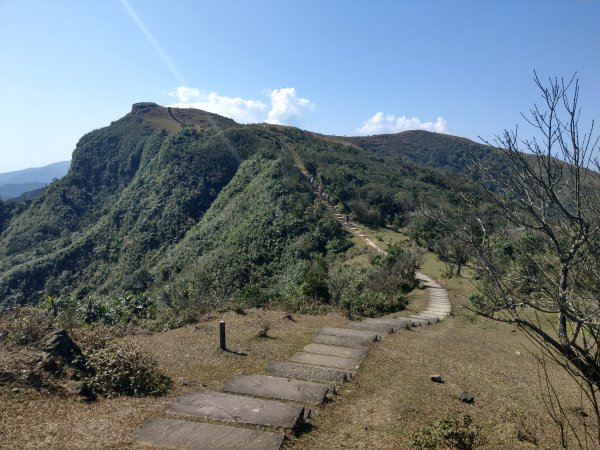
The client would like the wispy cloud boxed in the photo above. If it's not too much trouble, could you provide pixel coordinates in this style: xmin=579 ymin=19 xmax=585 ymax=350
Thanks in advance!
xmin=169 ymin=86 xmax=313 ymax=126
xmin=357 ymin=112 xmax=448 ymax=135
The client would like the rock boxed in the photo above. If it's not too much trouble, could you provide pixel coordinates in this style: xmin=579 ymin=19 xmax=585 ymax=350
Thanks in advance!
xmin=459 ymin=391 xmax=475 ymax=403
xmin=42 ymin=329 xmax=86 ymax=370
xmin=63 ymin=380 xmax=96 ymax=401
xmin=431 ymin=374 xmax=444 ymax=383
xmin=11 ymin=387 xmax=20 ymax=393
xmin=0 ymin=370 xmax=17 ymax=383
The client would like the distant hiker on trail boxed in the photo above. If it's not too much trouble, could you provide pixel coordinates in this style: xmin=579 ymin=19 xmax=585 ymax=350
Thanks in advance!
xmin=344 ymin=214 xmax=350 ymax=224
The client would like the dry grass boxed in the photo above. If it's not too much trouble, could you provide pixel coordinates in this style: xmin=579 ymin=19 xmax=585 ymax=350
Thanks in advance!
xmin=284 ymin=250 xmax=586 ymax=449
xmin=0 ymin=230 xmax=591 ymax=449
xmin=0 ymin=309 xmax=347 ymax=449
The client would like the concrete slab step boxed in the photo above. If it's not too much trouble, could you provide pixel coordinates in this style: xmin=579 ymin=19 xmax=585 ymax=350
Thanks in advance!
xmin=405 ymin=317 xmax=433 ymax=325
xmin=168 ymin=391 xmax=304 ymax=429
xmin=135 ymin=418 xmax=284 ymax=450
xmin=345 ymin=321 xmax=394 ymax=334
xmin=291 ymin=352 xmax=360 ymax=371
xmin=224 ymin=374 xmax=330 ymax=404
xmin=313 ymin=333 xmax=374 ymax=348
xmin=411 ymin=314 xmax=440 ymax=321
xmin=303 ymin=343 xmax=366 ymax=360
xmin=320 ymin=327 xmax=379 ymax=341
xmin=362 ymin=318 xmax=412 ymax=330
xmin=265 ymin=361 xmax=350 ymax=384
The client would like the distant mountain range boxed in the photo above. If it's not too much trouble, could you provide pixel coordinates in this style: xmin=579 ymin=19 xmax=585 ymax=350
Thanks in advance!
xmin=0 ymin=161 xmax=71 ymax=199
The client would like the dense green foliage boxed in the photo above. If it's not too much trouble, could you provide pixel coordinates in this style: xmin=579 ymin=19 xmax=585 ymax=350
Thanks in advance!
xmin=85 ymin=344 xmax=172 ymax=397
xmin=0 ymin=103 xmax=503 ymax=312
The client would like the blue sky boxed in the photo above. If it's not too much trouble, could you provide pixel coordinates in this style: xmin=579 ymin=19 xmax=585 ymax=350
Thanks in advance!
xmin=0 ymin=0 xmax=598 ymax=172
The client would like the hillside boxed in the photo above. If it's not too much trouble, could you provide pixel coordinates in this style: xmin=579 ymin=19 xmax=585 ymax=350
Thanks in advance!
xmin=0 ymin=104 xmax=492 ymax=308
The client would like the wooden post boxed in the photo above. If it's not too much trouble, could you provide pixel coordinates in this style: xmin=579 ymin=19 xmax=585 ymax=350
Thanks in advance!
xmin=219 ymin=320 xmax=226 ymax=350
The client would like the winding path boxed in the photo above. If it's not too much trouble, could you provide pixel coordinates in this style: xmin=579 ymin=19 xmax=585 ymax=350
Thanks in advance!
xmin=134 ymin=181 xmax=452 ymax=449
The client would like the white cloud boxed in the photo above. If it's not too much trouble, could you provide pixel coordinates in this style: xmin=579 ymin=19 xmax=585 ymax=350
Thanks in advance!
xmin=357 ymin=112 xmax=448 ymax=135
xmin=168 ymin=86 xmax=313 ymax=126
xmin=169 ymin=88 xmax=267 ymax=124
xmin=265 ymin=87 xmax=314 ymax=126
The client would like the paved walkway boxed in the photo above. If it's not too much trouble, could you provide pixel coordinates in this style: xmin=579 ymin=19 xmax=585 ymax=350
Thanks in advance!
xmin=135 ymin=182 xmax=451 ymax=449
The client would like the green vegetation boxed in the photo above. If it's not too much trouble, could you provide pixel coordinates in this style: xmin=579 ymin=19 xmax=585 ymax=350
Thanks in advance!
xmin=85 ymin=344 xmax=172 ymax=397
xmin=1 ymin=103 xmax=486 ymax=314
xmin=409 ymin=415 xmax=487 ymax=450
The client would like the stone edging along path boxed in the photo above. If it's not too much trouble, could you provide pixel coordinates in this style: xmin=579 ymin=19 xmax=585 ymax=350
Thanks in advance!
xmin=134 ymin=193 xmax=452 ymax=450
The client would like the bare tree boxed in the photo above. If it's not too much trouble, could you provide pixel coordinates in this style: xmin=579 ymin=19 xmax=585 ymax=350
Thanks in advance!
xmin=457 ymin=73 xmax=600 ymax=448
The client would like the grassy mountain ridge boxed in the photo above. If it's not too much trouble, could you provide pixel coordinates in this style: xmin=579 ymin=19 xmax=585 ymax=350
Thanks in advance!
xmin=0 ymin=104 xmax=494 ymax=308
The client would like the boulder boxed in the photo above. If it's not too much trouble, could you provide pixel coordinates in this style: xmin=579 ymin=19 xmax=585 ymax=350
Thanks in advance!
xmin=459 ymin=391 xmax=475 ymax=403
xmin=63 ymin=380 xmax=96 ymax=401
xmin=42 ymin=329 xmax=86 ymax=370
xmin=430 ymin=374 xmax=444 ymax=383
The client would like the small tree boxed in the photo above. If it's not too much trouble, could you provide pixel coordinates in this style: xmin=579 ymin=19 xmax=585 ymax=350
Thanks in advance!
xmin=459 ymin=73 xmax=600 ymax=448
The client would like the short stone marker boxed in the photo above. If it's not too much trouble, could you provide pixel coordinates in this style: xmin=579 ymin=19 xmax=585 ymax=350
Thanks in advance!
xmin=265 ymin=361 xmax=349 ymax=383
xmin=320 ymin=327 xmax=379 ymax=341
xmin=313 ymin=333 xmax=374 ymax=348
xmin=303 ymin=343 xmax=366 ymax=360
xmin=224 ymin=374 xmax=330 ymax=404
xmin=135 ymin=418 xmax=284 ymax=450
xmin=291 ymin=352 xmax=360 ymax=371
xmin=168 ymin=391 xmax=304 ymax=429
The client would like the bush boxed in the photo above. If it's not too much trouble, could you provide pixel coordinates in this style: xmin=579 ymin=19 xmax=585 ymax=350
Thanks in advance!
xmin=332 ymin=245 xmax=420 ymax=318
xmin=341 ymin=290 xmax=407 ymax=318
xmin=409 ymin=415 xmax=486 ymax=449
xmin=0 ymin=307 xmax=53 ymax=347
xmin=85 ymin=344 xmax=172 ymax=397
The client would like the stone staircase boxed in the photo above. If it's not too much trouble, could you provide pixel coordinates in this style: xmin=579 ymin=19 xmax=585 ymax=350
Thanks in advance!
xmin=134 ymin=184 xmax=451 ymax=449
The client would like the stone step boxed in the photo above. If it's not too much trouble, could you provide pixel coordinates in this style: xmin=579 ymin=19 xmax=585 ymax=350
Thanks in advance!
xmin=345 ymin=321 xmax=394 ymax=334
xmin=291 ymin=352 xmax=360 ymax=371
xmin=424 ymin=308 xmax=451 ymax=313
xmin=410 ymin=314 xmax=440 ymax=321
xmin=168 ymin=391 xmax=304 ymax=429
xmin=135 ymin=418 xmax=284 ymax=450
xmin=313 ymin=333 xmax=374 ymax=349
xmin=224 ymin=374 xmax=330 ymax=404
xmin=405 ymin=317 xmax=433 ymax=325
xmin=319 ymin=327 xmax=379 ymax=341
xmin=363 ymin=318 xmax=412 ymax=330
xmin=303 ymin=343 xmax=367 ymax=360
xmin=265 ymin=361 xmax=350 ymax=384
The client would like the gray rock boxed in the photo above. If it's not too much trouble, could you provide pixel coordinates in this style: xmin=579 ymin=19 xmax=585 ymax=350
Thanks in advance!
xmin=63 ymin=380 xmax=96 ymax=401
xmin=459 ymin=391 xmax=475 ymax=403
xmin=42 ymin=329 xmax=86 ymax=370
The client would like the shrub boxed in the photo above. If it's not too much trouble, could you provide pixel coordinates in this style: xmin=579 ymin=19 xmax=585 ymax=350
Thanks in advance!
xmin=85 ymin=344 xmax=172 ymax=397
xmin=409 ymin=415 xmax=486 ymax=449
xmin=0 ymin=307 xmax=53 ymax=347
